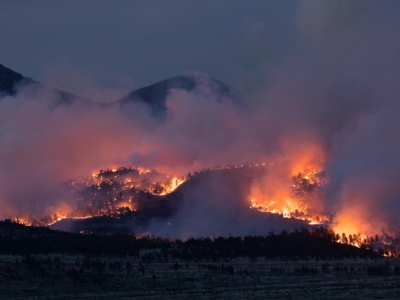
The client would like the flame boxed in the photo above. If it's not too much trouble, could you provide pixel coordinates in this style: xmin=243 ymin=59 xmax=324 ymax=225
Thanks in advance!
xmin=9 ymin=166 xmax=188 ymax=226
xmin=249 ymin=164 xmax=329 ymax=225
xmin=5 ymin=151 xmax=395 ymax=252
xmin=6 ymin=162 xmax=332 ymax=227
xmin=156 ymin=177 xmax=186 ymax=195
xmin=332 ymin=205 xmax=383 ymax=243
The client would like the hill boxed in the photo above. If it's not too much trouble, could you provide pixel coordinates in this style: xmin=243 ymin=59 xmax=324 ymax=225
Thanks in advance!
xmin=118 ymin=75 xmax=230 ymax=117
xmin=40 ymin=165 xmax=327 ymax=237
xmin=0 ymin=63 xmax=232 ymax=114
xmin=0 ymin=63 xmax=87 ymax=105
xmin=0 ymin=63 xmax=35 ymax=96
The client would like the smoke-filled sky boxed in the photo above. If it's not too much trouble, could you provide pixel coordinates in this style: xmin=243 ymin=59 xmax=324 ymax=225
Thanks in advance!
xmin=1 ymin=1 xmax=398 ymax=97
xmin=2 ymin=0 xmax=296 ymax=99
xmin=1 ymin=1 xmax=400 ymax=238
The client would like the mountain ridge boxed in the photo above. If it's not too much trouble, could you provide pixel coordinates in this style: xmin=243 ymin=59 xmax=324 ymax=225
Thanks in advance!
xmin=0 ymin=63 xmax=89 ymax=105
xmin=118 ymin=75 xmax=230 ymax=116
xmin=0 ymin=63 xmax=36 ymax=96
xmin=0 ymin=63 xmax=231 ymax=114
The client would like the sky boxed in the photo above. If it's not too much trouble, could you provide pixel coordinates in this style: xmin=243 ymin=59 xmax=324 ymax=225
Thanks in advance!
xmin=1 ymin=0 xmax=400 ymax=238
xmin=0 ymin=0 xmax=299 ymax=99
xmin=1 ymin=1 xmax=398 ymax=100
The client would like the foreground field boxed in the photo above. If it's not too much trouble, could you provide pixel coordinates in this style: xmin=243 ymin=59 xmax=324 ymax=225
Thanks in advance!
xmin=0 ymin=254 xmax=400 ymax=299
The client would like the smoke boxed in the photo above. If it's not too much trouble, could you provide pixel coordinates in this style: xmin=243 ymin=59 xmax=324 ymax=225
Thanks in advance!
xmin=328 ymin=102 xmax=400 ymax=236
xmin=0 ymin=86 xmax=137 ymax=216
xmin=294 ymin=0 xmax=400 ymax=236
xmin=1 ymin=1 xmax=400 ymax=238
xmin=0 ymin=77 xmax=252 ymax=216
xmin=145 ymin=168 xmax=315 ymax=238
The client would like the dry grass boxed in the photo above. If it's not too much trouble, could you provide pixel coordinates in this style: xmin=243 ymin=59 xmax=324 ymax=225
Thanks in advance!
xmin=0 ymin=254 xmax=399 ymax=299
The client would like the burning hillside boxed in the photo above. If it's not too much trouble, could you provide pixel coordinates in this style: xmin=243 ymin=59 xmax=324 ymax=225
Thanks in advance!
xmin=8 ymin=162 xmax=331 ymax=232
xmin=20 ymin=159 xmax=396 ymax=255
xmin=250 ymin=168 xmax=329 ymax=225
xmin=9 ymin=160 xmax=397 ymax=254
xmin=21 ymin=167 xmax=186 ymax=226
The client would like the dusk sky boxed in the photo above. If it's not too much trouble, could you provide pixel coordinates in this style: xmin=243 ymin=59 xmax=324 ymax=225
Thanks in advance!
xmin=1 ymin=1 xmax=399 ymax=99
xmin=0 ymin=1 xmax=301 ymax=97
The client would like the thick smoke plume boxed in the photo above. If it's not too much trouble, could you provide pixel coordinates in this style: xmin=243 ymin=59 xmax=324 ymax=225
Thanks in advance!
xmin=1 ymin=1 xmax=400 ymax=238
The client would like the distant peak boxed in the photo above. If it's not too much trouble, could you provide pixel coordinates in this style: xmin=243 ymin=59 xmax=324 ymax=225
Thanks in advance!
xmin=119 ymin=74 xmax=230 ymax=117
xmin=0 ymin=63 xmax=35 ymax=96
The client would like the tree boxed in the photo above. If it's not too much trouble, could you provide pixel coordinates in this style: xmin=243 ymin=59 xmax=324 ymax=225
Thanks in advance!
xmin=126 ymin=261 xmax=132 ymax=275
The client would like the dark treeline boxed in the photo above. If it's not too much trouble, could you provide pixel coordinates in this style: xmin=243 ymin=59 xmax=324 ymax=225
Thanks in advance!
xmin=168 ymin=228 xmax=377 ymax=262
xmin=0 ymin=220 xmax=380 ymax=261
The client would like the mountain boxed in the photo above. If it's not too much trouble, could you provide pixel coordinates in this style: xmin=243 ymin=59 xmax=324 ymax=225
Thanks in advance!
xmin=0 ymin=63 xmax=85 ymax=105
xmin=44 ymin=165 xmax=327 ymax=237
xmin=0 ymin=63 xmax=35 ymax=96
xmin=118 ymin=75 xmax=231 ymax=117
xmin=0 ymin=64 xmax=232 ymax=113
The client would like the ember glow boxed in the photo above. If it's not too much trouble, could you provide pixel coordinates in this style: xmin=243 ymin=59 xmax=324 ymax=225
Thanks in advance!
xmin=249 ymin=168 xmax=329 ymax=225
xmin=6 ymin=161 xmax=333 ymax=230
xmin=86 ymin=167 xmax=186 ymax=196
xmin=35 ymin=167 xmax=187 ymax=226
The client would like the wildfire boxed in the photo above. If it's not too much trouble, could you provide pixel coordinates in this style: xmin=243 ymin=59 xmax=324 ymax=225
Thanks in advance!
xmin=6 ymin=159 xmax=396 ymax=257
xmin=7 ymin=163 xmax=331 ymax=227
xmin=157 ymin=177 xmax=186 ymax=195
xmin=11 ymin=166 xmax=189 ymax=227
xmin=249 ymin=168 xmax=329 ymax=225
xmin=11 ymin=163 xmax=275 ymax=227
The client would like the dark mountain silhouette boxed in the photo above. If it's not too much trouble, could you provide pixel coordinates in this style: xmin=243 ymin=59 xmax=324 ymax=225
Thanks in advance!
xmin=0 ymin=63 xmax=86 ymax=105
xmin=0 ymin=64 xmax=232 ymax=114
xmin=0 ymin=63 xmax=35 ymax=96
xmin=118 ymin=75 xmax=231 ymax=117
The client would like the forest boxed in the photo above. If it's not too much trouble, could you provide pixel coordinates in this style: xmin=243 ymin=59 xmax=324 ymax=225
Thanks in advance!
xmin=0 ymin=219 xmax=379 ymax=260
